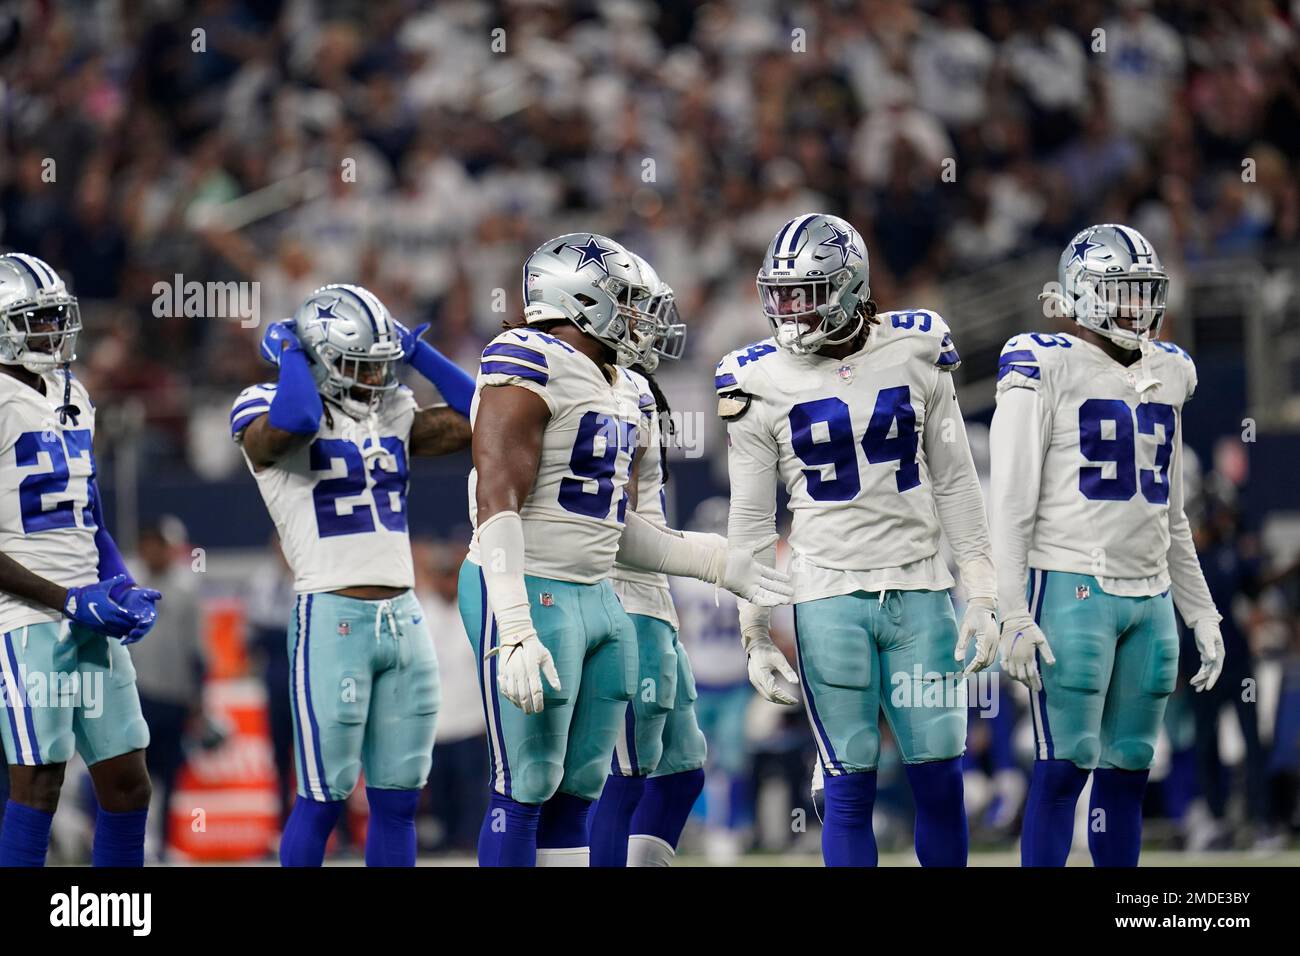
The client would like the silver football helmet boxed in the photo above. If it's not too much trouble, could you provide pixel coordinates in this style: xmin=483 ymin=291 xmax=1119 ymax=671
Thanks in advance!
xmin=521 ymin=233 xmax=656 ymax=368
xmin=757 ymin=213 xmax=870 ymax=354
xmin=0 ymin=252 xmax=81 ymax=372
xmin=294 ymin=284 xmax=403 ymax=419
xmin=629 ymin=252 xmax=686 ymax=372
xmin=1050 ymin=224 xmax=1168 ymax=351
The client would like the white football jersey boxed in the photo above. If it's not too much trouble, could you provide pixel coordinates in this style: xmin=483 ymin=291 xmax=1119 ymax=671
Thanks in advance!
xmin=609 ymin=368 xmax=678 ymax=627
xmin=992 ymin=331 xmax=1197 ymax=591
xmin=718 ymin=310 xmax=993 ymax=602
xmin=0 ymin=371 xmax=99 ymax=632
xmin=466 ymin=328 xmax=642 ymax=584
xmin=232 ymin=385 xmax=418 ymax=593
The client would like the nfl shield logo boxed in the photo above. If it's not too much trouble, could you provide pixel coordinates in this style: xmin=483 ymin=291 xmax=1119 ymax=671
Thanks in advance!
xmin=540 ymin=592 xmax=554 ymax=607
xmin=1075 ymin=585 xmax=1091 ymax=600
xmin=837 ymin=365 xmax=855 ymax=384
xmin=337 ymin=621 xmax=351 ymax=636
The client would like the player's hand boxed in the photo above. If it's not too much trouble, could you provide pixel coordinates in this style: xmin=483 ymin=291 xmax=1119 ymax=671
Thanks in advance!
xmin=394 ymin=321 xmax=430 ymax=364
xmin=487 ymin=625 xmax=561 ymax=714
xmin=259 ymin=320 xmax=301 ymax=365
xmin=63 ymin=575 xmax=147 ymax=639
xmin=956 ymin=598 xmax=999 ymax=677
xmin=998 ymin=616 xmax=1055 ymax=692
xmin=1190 ymin=619 xmax=1225 ymax=693
xmin=720 ymin=548 xmax=793 ymax=607
xmin=742 ymin=628 xmax=799 ymax=705
xmin=112 ymin=586 xmax=162 ymax=645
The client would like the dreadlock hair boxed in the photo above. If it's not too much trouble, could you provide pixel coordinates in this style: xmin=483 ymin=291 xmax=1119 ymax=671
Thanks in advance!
xmin=631 ymin=363 xmax=674 ymax=484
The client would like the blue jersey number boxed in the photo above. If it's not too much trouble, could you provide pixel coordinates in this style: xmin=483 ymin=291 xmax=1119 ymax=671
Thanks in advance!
xmin=310 ymin=438 xmax=409 ymax=538
xmin=788 ymin=386 xmax=920 ymax=502
xmin=559 ymin=411 xmax=637 ymax=520
xmin=1078 ymin=399 xmax=1175 ymax=504
xmin=16 ymin=429 xmax=96 ymax=534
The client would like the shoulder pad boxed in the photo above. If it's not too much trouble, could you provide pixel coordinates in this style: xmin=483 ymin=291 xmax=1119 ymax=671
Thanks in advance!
xmin=1148 ymin=340 xmax=1197 ymax=399
xmin=878 ymin=310 xmax=960 ymax=370
xmin=715 ymin=340 xmax=777 ymax=394
xmin=231 ymin=383 xmax=276 ymax=438
xmin=480 ymin=328 xmax=570 ymax=387
xmin=996 ymin=332 xmax=1074 ymax=393
xmin=620 ymin=367 xmax=657 ymax=418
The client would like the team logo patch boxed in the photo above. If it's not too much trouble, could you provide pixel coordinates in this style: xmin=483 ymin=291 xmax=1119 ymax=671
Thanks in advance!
xmin=1076 ymin=585 xmax=1091 ymax=600
xmin=837 ymin=365 xmax=854 ymax=384
xmin=540 ymin=592 xmax=554 ymax=607
xmin=337 ymin=621 xmax=352 ymax=636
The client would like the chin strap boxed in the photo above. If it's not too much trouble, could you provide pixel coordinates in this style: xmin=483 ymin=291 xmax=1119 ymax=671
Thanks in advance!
xmin=55 ymin=363 xmax=80 ymax=425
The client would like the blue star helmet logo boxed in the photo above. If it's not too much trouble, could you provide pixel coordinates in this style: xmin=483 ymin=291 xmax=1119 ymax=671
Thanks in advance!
xmin=817 ymin=224 xmax=862 ymax=269
xmin=313 ymin=295 xmax=341 ymax=331
xmin=565 ymin=236 xmax=617 ymax=276
xmin=1069 ymin=235 xmax=1101 ymax=265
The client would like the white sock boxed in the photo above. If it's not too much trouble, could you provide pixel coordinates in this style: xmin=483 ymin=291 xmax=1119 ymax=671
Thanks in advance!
xmin=536 ymin=847 xmax=590 ymax=867
xmin=627 ymin=834 xmax=675 ymax=867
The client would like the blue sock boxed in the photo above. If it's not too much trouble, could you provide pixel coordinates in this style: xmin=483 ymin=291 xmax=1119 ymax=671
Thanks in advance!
xmin=537 ymin=792 xmax=592 ymax=849
xmin=905 ymin=756 xmax=968 ymax=866
xmin=821 ymin=771 xmax=878 ymax=867
xmin=92 ymin=807 xmax=148 ymax=867
xmin=1021 ymin=759 xmax=1089 ymax=866
xmin=280 ymin=796 xmax=345 ymax=867
xmin=365 ymin=787 xmax=420 ymax=867
xmin=409 ymin=341 xmax=475 ymax=417
xmin=1088 ymin=768 xmax=1149 ymax=867
xmin=589 ymin=775 xmax=645 ymax=867
xmin=630 ymin=768 xmax=704 ymax=849
xmin=478 ymin=793 xmax=541 ymax=867
xmin=0 ymin=801 xmax=53 ymax=867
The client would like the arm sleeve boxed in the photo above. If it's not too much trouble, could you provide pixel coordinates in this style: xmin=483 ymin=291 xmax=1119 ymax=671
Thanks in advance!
xmin=1166 ymin=411 xmax=1221 ymax=628
xmin=268 ymin=348 xmax=324 ymax=435
xmin=88 ymin=478 xmax=133 ymax=586
xmin=409 ymin=341 xmax=474 ymax=417
xmin=988 ymin=385 xmax=1050 ymax=619
xmin=725 ymin=407 xmax=781 ymax=640
xmin=616 ymin=511 xmax=725 ymax=583
xmin=923 ymin=370 xmax=996 ymax=603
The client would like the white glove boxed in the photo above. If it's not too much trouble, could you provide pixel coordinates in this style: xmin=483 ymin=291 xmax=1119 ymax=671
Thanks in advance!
xmin=719 ymin=548 xmax=793 ymax=607
xmin=998 ymin=615 xmax=1055 ymax=692
xmin=1190 ymin=619 xmax=1225 ymax=693
xmin=487 ymin=616 xmax=561 ymax=715
xmin=956 ymin=598 xmax=999 ymax=677
xmin=741 ymin=625 xmax=799 ymax=705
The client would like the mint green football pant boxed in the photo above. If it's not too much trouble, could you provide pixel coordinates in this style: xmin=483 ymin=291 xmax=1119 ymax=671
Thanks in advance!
xmin=0 ymin=621 xmax=149 ymax=767
xmin=610 ymin=614 xmax=708 ymax=779
xmin=287 ymin=590 xmax=440 ymax=800
xmin=458 ymin=560 xmax=637 ymax=804
xmin=794 ymin=589 xmax=965 ymax=775
xmin=1025 ymin=570 xmax=1179 ymax=771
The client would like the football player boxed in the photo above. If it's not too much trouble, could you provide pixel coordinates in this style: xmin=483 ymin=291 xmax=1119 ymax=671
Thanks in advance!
xmin=460 ymin=234 xmax=790 ymax=867
xmin=233 ymin=283 xmax=473 ymax=866
xmin=588 ymin=253 xmax=711 ymax=867
xmin=716 ymin=214 xmax=999 ymax=867
xmin=989 ymin=224 xmax=1223 ymax=866
xmin=0 ymin=252 xmax=159 ymax=867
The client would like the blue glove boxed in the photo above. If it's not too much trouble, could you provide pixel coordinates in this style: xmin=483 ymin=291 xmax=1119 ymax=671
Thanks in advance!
xmin=260 ymin=320 xmax=302 ymax=366
xmin=115 ymin=586 xmax=163 ymax=646
xmin=63 ymin=574 xmax=146 ymax=639
xmin=393 ymin=320 xmax=474 ymax=417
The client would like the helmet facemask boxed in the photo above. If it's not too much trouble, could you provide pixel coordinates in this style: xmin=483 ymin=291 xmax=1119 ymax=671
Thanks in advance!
xmin=758 ymin=266 xmax=865 ymax=355
xmin=0 ymin=298 xmax=81 ymax=372
xmin=593 ymin=272 xmax=659 ymax=368
xmin=315 ymin=340 xmax=401 ymax=419
xmin=1070 ymin=271 xmax=1168 ymax=351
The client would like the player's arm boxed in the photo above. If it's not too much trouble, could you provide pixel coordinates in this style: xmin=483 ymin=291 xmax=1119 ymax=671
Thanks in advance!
xmin=396 ymin=321 xmax=475 ymax=417
xmin=0 ymin=550 xmax=144 ymax=642
xmin=86 ymin=476 xmax=160 ymax=644
xmin=922 ymin=367 xmax=999 ymax=674
xmin=473 ymin=382 xmax=560 ymax=714
xmin=1166 ymin=409 xmax=1224 ymax=691
xmin=409 ymin=405 xmax=471 ymax=457
xmin=988 ymin=358 xmax=1055 ymax=690
xmin=240 ymin=322 xmax=323 ymax=469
